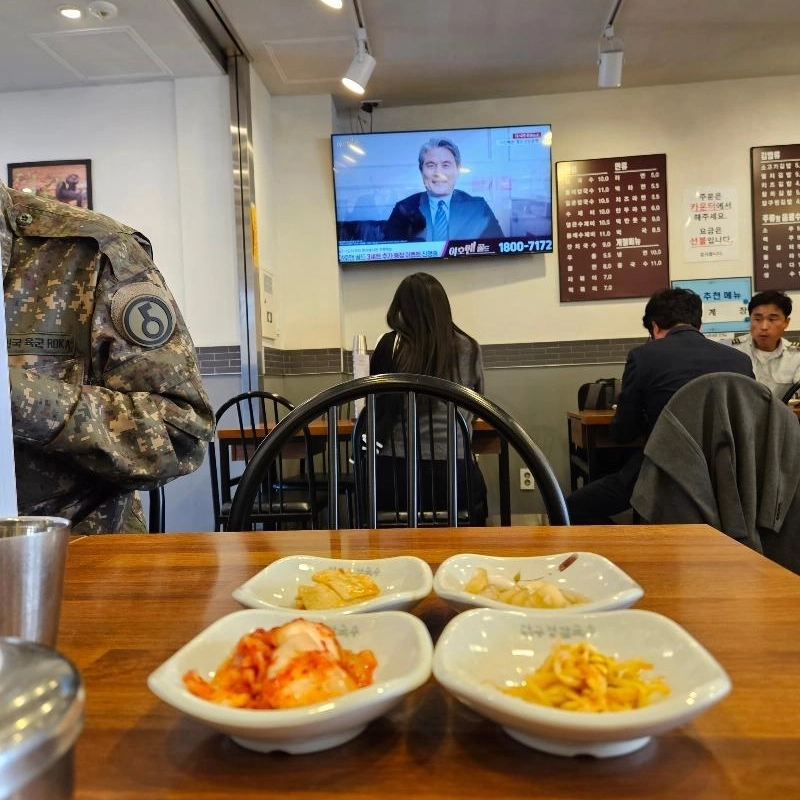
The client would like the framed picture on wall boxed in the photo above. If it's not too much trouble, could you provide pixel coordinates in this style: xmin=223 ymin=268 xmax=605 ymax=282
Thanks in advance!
xmin=7 ymin=159 xmax=92 ymax=209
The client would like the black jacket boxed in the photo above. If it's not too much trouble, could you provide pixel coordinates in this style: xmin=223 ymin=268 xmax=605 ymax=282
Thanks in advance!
xmin=610 ymin=326 xmax=755 ymax=444
xmin=384 ymin=190 xmax=503 ymax=242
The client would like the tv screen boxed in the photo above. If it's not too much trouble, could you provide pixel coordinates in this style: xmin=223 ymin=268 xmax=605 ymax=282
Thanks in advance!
xmin=331 ymin=124 xmax=553 ymax=264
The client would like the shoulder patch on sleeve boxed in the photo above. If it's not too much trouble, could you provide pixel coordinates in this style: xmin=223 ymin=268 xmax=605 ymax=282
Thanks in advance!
xmin=110 ymin=283 xmax=176 ymax=348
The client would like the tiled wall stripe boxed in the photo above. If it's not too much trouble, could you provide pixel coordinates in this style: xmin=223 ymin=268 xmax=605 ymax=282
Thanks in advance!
xmin=196 ymin=345 xmax=241 ymax=376
xmin=201 ymin=332 xmax=795 ymax=378
xmin=255 ymin=338 xmax=646 ymax=377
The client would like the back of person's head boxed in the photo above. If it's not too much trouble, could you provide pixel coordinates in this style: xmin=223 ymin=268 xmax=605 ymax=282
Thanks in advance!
xmin=418 ymin=138 xmax=461 ymax=172
xmin=748 ymin=289 xmax=792 ymax=317
xmin=642 ymin=288 xmax=702 ymax=333
xmin=387 ymin=272 xmax=461 ymax=379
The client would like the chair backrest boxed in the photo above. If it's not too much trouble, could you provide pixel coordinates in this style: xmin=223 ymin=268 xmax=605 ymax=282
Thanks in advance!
xmin=209 ymin=390 xmax=318 ymax=530
xmin=631 ymin=372 xmax=800 ymax=574
xmin=780 ymin=380 xmax=800 ymax=404
xmin=227 ymin=374 xmax=569 ymax=530
xmin=351 ymin=401 xmax=476 ymax=527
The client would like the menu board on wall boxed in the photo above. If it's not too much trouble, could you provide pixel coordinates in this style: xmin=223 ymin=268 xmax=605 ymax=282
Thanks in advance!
xmin=751 ymin=145 xmax=800 ymax=291
xmin=556 ymin=154 xmax=669 ymax=302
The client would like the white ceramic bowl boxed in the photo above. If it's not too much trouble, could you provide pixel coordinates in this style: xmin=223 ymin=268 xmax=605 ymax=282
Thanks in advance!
xmin=147 ymin=608 xmax=433 ymax=754
xmin=433 ymin=607 xmax=731 ymax=758
xmin=233 ymin=555 xmax=433 ymax=617
xmin=433 ymin=552 xmax=643 ymax=614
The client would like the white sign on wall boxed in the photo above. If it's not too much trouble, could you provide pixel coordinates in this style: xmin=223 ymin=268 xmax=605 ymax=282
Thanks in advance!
xmin=670 ymin=276 xmax=751 ymax=334
xmin=683 ymin=187 xmax=739 ymax=262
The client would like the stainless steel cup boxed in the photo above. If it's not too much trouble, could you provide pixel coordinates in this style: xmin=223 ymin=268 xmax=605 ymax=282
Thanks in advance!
xmin=0 ymin=637 xmax=84 ymax=800
xmin=0 ymin=517 xmax=71 ymax=646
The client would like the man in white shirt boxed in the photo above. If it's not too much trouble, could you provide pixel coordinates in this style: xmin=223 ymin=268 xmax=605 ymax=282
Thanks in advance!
xmin=732 ymin=290 xmax=800 ymax=399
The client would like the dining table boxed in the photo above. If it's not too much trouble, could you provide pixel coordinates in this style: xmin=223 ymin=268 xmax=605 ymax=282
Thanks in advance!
xmin=566 ymin=409 xmax=639 ymax=490
xmin=217 ymin=418 xmax=512 ymax=524
xmin=60 ymin=525 xmax=800 ymax=800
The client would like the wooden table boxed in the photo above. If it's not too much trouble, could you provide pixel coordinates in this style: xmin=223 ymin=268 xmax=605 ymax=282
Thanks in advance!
xmin=566 ymin=410 xmax=643 ymax=490
xmin=217 ymin=418 xmax=502 ymax=455
xmin=61 ymin=526 xmax=800 ymax=800
xmin=567 ymin=405 xmax=800 ymax=490
xmin=218 ymin=419 xmax=511 ymax=525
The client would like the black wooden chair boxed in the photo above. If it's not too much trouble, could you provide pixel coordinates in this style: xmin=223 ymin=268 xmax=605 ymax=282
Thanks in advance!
xmin=280 ymin=400 xmax=357 ymax=526
xmin=351 ymin=402 xmax=478 ymax=527
xmin=227 ymin=374 xmax=569 ymax=530
xmin=209 ymin=390 xmax=326 ymax=530
xmin=148 ymin=487 xmax=166 ymax=532
xmin=781 ymin=380 xmax=800 ymax=404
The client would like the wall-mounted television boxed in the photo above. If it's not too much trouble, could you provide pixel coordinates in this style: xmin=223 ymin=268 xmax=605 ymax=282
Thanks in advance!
xmin=331 ymin=124 xmax=553 ymax=264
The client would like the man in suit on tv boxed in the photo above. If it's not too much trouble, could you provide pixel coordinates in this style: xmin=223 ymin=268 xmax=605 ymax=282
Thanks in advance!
xmin=566 ymin=287 xmax=755 ymax=525
xmin=383 ymin=137 xmax=504 ymax=243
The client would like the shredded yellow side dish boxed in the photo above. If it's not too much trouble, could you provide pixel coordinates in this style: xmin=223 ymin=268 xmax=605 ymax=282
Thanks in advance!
xmin=501 ymin=641 xmax=670 ymax=712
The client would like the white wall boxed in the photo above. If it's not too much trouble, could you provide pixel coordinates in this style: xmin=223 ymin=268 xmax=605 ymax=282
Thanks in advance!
xmin=0 ymin=77 xmax=238 ymax=348
xmin=269 ymin=95 xmax=343 ymax=351
xmin=250 ymin=64 xmax=277 ymax=343
xmin=267 ymin=75 xmax=800 ymax=350
xmin=5 ymin=73 xmax=799 ymax=355
xmin=174 ymin=78 xmax=239 ymax=346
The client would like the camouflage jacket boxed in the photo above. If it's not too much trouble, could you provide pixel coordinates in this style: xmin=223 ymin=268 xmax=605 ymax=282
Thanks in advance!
xmin=1 ymin=185 xmax=214 ymax=533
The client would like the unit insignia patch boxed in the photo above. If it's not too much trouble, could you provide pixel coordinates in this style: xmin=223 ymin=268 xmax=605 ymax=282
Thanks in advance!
xmin=110 ymin=283 xmax=176 ymax=348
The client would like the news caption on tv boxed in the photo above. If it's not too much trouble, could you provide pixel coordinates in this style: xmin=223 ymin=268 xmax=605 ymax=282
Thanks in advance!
xmin=339 ymin=236 xmax=554 ymax=262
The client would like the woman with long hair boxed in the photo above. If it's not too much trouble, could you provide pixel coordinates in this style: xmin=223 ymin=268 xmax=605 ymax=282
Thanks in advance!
xmin=374 ymin=271 xmax=483 ymax=390
xmin=368 ymin=272 xmax=487 ymax=524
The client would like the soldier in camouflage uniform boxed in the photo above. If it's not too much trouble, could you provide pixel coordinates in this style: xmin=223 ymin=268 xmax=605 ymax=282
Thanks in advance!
xmin=1 ymin=182 xmax=214 ymax=533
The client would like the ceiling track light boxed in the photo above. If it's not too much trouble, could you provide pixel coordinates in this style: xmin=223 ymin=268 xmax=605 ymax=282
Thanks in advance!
xmin=342 ymin=27 xmax=376 ymax=95
xmin=597 ymin=0 xmax=626 ymax=88
xmin=597 ymin=24 xmax=624 ymax=88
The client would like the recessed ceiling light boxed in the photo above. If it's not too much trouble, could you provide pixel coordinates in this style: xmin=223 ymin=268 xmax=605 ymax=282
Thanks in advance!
xmin=319 ymin=0 xmax=344 ymax=8
xmin=58 ymin=5 xmax=83 ymax=19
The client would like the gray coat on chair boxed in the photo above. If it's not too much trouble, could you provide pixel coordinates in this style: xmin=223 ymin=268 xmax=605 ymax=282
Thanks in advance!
xmin=631 ymin=372 xmax=800 ymax=574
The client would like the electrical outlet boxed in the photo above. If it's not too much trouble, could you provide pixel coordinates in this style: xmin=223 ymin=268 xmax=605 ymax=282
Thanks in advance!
xmin=520 ymin=468 xmax=535 ymax=491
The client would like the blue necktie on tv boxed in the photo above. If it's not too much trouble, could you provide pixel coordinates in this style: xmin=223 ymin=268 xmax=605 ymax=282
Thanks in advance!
xmin=433 ymin=199 xmax=448 ymax=241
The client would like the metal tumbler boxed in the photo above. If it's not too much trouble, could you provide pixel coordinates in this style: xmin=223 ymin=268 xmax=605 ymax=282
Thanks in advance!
xmin=0 ymin=517 xmax=71 ymax=646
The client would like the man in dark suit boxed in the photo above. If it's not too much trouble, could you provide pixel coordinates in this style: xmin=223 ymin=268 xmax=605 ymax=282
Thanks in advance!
xmin=383 ymin=137 xmax=504 ymax=242
xmin=566 ymin=287 xmax=755 ymax=524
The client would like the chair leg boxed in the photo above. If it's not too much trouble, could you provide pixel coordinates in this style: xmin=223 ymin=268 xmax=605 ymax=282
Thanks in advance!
xmin=148 ymin=487 xmax=165 ymax=533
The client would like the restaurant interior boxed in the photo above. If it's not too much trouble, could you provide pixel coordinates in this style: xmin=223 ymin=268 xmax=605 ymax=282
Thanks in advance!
xmin=3 ymin=0 xmax=800 ymax=531
xmin=2 ymin=1 xmax=800 ymax=798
